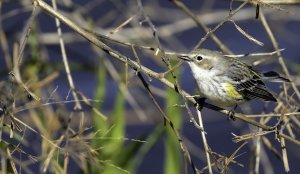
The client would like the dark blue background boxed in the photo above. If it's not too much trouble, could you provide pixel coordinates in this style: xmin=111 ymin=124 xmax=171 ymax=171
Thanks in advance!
xmin=1 ymin=0 xmax=300 ymax=174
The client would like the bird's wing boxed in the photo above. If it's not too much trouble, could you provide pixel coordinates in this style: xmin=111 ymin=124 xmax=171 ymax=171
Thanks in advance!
xmin=237 ymin=78 xmax=277 ymax=101
xmin=224 ymin=61 xmax=276 ymax=101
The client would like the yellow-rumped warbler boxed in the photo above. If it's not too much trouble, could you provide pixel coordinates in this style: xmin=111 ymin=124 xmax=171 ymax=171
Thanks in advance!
xmin=178 ymin=49 xmax=289 ymax=107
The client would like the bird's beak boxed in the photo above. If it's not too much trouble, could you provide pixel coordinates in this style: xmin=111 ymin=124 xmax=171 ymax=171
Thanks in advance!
xmin=177 ymin=54 xmax=191 ymax=61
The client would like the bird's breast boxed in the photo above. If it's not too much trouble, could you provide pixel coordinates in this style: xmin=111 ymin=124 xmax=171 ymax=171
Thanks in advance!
xmin=188 ymin=63 xmax=216 ymax=80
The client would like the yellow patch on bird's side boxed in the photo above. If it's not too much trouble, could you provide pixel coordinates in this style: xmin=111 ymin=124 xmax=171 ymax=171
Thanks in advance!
xmin=223 ymin=83 xmax=242 ymax=99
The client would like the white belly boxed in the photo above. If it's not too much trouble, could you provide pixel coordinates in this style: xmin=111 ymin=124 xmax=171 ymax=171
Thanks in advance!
xmin=188 ymin=63 xmax=244 ymax=107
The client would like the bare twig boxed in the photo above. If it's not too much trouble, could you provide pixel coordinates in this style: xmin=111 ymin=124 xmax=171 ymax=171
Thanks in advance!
xmin=196 ymin=108 xmax=213 ymax=174
xmin=17 ymin=3 xmax=38 ymax=65
xmin=224 ymin=49 xmax=284 ymax=58
xmin=137 ymin=0 xmax=205 ymax=134
xmin=259 ymin=10 xmax=300 ymax=101
xmin=236 ymin=0 xmax=300 ymax=4
xmin=246 ymin=112 xmax=300 ymax=118
xmin=279 ymin=136 xmax=290 ymax=172
xmin=236 ymin=0 xmax=290 ymax=12
xmin=230 ymin=19 xmax=264 ymax=46
xmin=137 ymin=72 xmax=198 ymax=173
xmin=194 ymin=1 xmax=248 ymax=50
xmin=51 ymin=0 xmax=83 ymax=113
xmin=109 ymin=15 xmax=136 ymax=36
xmin=31 ymin=0 xmax=300 ymax=147
xmin=170 ymin=0 xmax=232 ymax=54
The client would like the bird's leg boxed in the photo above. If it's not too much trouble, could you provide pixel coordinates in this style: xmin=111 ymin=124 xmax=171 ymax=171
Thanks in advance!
xmin=194 ymin=97 xmax=206 ymax=111
xmin=227 ymin=105 xmax=238 ymax=121
xmin=271 ymin=119 xmax=284 ymax=141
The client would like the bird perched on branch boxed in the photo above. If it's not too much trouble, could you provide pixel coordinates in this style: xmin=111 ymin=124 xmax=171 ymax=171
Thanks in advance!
xmin=178 ymin=49 xmax=289 ymax=107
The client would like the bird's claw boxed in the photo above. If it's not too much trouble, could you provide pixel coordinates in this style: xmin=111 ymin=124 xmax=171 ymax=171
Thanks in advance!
xmin=193 ymin=97 xmax=206 ymax=111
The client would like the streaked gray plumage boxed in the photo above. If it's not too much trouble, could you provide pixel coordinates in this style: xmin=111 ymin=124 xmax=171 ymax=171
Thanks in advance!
xmin=178 ymin=49 xmax=289 ymax=107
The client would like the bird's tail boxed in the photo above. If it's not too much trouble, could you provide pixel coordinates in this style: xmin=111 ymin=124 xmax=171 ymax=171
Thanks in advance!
xmin=262 ymin=71 xmax=290 ymax=82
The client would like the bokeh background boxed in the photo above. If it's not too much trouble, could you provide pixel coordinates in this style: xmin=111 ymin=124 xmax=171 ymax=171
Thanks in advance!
xmin=1 ymin=0 xmax=300 ymax=174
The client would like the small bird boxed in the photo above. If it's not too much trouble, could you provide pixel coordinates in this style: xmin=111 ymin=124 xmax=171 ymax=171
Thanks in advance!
xmin=178 ymin=49 xmax=289 ymax=107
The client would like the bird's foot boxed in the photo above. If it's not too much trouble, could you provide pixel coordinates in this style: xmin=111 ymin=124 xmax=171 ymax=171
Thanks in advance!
xmin=227 ymin=105 xmax=238 ymax=121
xmin=227 ymin=110 xmax=236 ymax=121
xmin=193 ymin=96 xmax=206 ymax=111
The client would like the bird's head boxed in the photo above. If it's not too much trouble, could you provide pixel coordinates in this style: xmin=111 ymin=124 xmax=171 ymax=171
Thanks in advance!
xmin=178 ymin=49 xmax=224 ymax=70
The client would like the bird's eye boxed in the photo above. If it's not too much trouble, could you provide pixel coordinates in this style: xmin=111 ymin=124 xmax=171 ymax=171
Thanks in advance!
xmin=196 ymin=55 xmax=203 ymax=61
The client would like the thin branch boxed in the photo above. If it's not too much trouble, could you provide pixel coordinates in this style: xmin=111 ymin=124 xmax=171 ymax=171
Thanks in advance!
xmin=259 ymin=9 xmax=300 ymax=101
xmin=17 ymin=3 xmax=38 ymax=65
xmin=31 ymin=0 xmax=300 ymax=147
xmin=137 ymin=0 xmax=204 ymax=133
xmin=224 ymin=49 xmax=284 ymax=58
xmin=194 ymin=1 xmax=248 ymax=50
xmin=51 ymin=0 xmax=82 ymax=111
xmin=230 ymin=19 xmax=264 ymax=46
xmin=196 ymin=108 xmax=213 ymax=174
xmin=170 ymin=0 xmax=232 ymax=54
xmin=246 ymin=112 xmax=300 ymax=118
xmin=137 ymin=72 xmax=198 ymax=173
xmin=279 ymin=136 xmax=290 ymax=172
xmin=51 ymin=1 xmax=86 ymax=148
